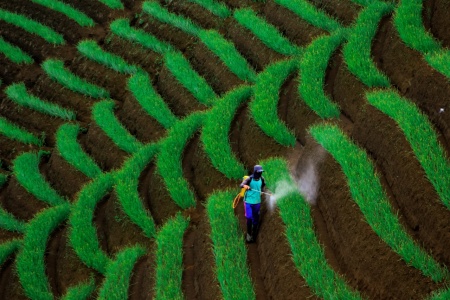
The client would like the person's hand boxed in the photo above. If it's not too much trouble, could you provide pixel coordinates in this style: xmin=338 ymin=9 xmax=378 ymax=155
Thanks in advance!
xmin=243 ymin=185 xmax=250 ymax=190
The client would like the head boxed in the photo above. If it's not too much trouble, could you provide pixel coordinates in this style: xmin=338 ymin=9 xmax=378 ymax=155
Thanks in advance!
xmin=253 ymin=165 xmax=264 ymax=179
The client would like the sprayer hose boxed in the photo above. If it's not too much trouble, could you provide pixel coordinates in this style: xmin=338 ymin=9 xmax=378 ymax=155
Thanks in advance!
xmin=232 ymin=193 xmax=242 ymax=209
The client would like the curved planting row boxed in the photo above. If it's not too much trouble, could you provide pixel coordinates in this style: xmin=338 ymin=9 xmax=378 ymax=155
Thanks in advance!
xmin=56 ymin=123 xmax=103 ymax=179
xmin=251 ymin=58 xmax=297 ymax=146
xmin=154 ymin=213 xmax=189 ymax=300
xmin=206 ymin=190 xmax=255 ymax=299
xmin=189 ymin=0 xmax=231 ymax=18
xmin=201 ymin=85 xmax=251 ymax=179
xmin=6 ymin=83 xmax=76 ymax=120
xmin=309 ymin=123 xmax=449 ymax=282
xmin=16 ymin=203 xmax=70 ymax=300
xmin=261 ymin=158 xmax=362 ymax=299
xmin=30 ymin=0 xmax=95 ymax=27
xmin=156 ymin=112 xmax=205 ymax=209
xmin=92 ymin=100 xmax=143 ymax=154
xmin=0 ymin=116 xmax=43 ymax=146
xmin=42 ymin=59 xmax=110 ymax=99
xmin=394 ymin=0 xmax=450 ymax=78
xmin=343 ymin=1 xmax=393 ymax=88
xmin=366 ymin=90 xmax=450 ymax=209
xmin=0 ymin=8 xmax=65 ymax=45
xmin=0 ymin=37 xmax=33 ymax=64
xmin=12 ymin=151 xmax=67 ymax=206
xmin=60 ymin=279 xmax=95 ymax=300
xmin=0 ymin=239 xmax=22 ymax=265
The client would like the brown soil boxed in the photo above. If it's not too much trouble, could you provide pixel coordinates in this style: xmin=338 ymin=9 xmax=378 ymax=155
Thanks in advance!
xmin=1 ymin=1 xmax=450 ymax=299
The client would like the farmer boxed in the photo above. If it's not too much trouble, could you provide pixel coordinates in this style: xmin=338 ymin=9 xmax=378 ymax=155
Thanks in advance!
xmin=240 ymin=165 xmax=266 ymax=243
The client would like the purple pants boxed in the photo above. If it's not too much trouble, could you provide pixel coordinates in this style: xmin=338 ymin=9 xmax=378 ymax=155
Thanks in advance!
xmin=244 ymin=202 xmax=261 ymax=224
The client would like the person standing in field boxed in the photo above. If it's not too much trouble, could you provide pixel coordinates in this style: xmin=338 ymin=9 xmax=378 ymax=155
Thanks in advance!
xmin=240 ymin=165 xmax=266 ymax=243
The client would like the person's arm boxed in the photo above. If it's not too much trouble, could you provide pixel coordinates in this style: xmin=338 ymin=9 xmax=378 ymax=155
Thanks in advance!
xmin=240 ymin=177 xmax=252 ymax=189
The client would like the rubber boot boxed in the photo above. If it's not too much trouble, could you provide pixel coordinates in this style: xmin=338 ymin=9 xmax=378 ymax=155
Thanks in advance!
xmin=251 ymin=223 xmax=259 ymax=242
xmin=246 ymin=219 xmax=253 ymax=243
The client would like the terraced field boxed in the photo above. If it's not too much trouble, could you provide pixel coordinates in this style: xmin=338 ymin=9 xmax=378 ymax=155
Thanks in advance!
xmin=0 ymin=0 xmax=449 ymax=299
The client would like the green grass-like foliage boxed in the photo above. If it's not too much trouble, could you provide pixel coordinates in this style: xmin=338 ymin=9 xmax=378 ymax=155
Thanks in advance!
xmin=0 ymin=207 xmax=26 ymax=233
xmin=6 ymin=83 xmax=76 ymax=120
xmin=343 ymin=1 xmax=393 ymax=88
xmin=0 ymin=172 xmax=6 ymax=187
xmin=13 ymin=151 xmax=67 ymax=206
xmin=98 ymin=0 xmax=124 ymax=9
xmin=426 ymin=50 xmax=450 ymax=79
xmin=199 ymin=29 xmax=257 ymax=82
xmin=274 ymin=0 xmax=342 ymax=33
xmin=16 ymin=204 xmax=70 ymax=300
xmin=394 ymin=0 xmax=440 ymax=54
xmin=92 ymin=100 xmax=143 ymax=154
xmin=0 ymin=116 xmax=42 ymax=146
xmin=31 ymin=0 xmax=95 ymax=26
xmin=110 ymin=18 xmax=174 ymax=55
xmin=165 ymin=51 xmax=217 ymax=106
xmin=188 ymin=0 xmax=231 ymax=18
xmin=0 ymin=8 xmax=65 ymax=44
xmin=367 ymin=90 xmax=450 ymax=209
xmin=157 ymin=112 xmax=205 ymax=209
xmin=429 ymin=288 xmax=450 ymax=300
xmin=233 ymin=8 xmax=300 ymax=56
xmin=309 ymin=123 xmax=449 ymax=282
xmin=201 ymin=85 xmax=251 ymax=179
xmin=128 ymin=72 xmax=178 ymax=129
xmin=42 ymin=59 xmax=110 ymax=99
xmin=0 ymin=239 xmax=22 ymax=265
xmin=252 ymin=58 xmax=297 ymax=146
xmin=115 ymin=143 xmax=158 ymax=238
xmin=0 ymin=37 xmax=33 ymax=64
xmin=154 ymin=213 xmax=189 ymax=300
xmin=261 ymin=158 xmax=362 ymax=299
xmin=56 ymin=123 xmax=102 ymax=178
xmin=142 ymin=1 xmax=202 ymax=37
xmin=69 ymin=173 xmax=115 ymax=274
xmin=77 ymin=40 xmax=139 ymax=74
xmin=98 ymin=245 xmax=146 ymax=300
xmin=299 ymin=31 xmax=344 ymax=118
xmin=61 ymin=278 xmax=95 ymax=300
xmin=206 ymin=190 xmax=255 ymax=300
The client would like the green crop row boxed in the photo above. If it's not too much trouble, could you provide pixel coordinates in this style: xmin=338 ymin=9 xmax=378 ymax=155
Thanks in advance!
xmin=261 ymin=158 xmax=362 ymax=299
xmin=16 ymin=204 xmax=71 ymax=300
xmin=0 ymin=8 xmax=65 ymax=44
xmin=343 ymin=1 xmax=393 ymax=88
xmin=299 ymin=30 xmax=345 ymax=119
xmin=394 ymin=0 xmax=450 ymax=79
xmin=164 ymin=51 xmax=218 ymax=106
xmin=92 ymin=100 xmax=143 ymax=154
xmin=157 ymin=112 xmax=205 ymax=209
xmin=251 ymin=58 xmax=297 ymax=146
xmin=309 ymin=123 xmax=449 ymax=282
xmin=56 ymin=123 xmax=102 ymax=178
xmin=0 ymin=207 xmax=26 ymax=233
xmin=128 ymin=72 xmax=178 ymax=129
xmin=110 ymin=18 xmax=174 ymax=55
xmin=115 ymin=143 xmax=159 ymax=238
xmin=6 ymin=82 xmax=76 ymax=120
xmin=0 ymin=239 xmax=22 ymax=265
xmin=0 ymin=116 xmax=43 ymax=146
xmin=274 ymin=0 xmax=342 ymax=33
xmin=141 ymin=1 xmax=256 ymax=82
xmin=69 ymin=173 xmax=115 ymax=274
xmin=77 ymin=40 xmax=140 ymax=74
xmin=367 ymin=90 xmax=450 ymax=209
xmin=31 ymin=0 xmax=95 ymax=27
xmin=13 ymin=151 xmax=67 ymax=206
xmin=0 ymin=37 xmax=33 ymax=64
xmin=154 ymin=213 xmax=189 ymax=300
xmin=61 ymin=278 xmax=95 ymax=300
xmin=98 ymin=245 xmax=147 ymax=300
xmin=142 ymin=1 xmax=202 ymax=37
xmin=188 ymin=0 xmax=231 ymax=18
xmin=0 ymin=170 xmax=7 ymax=187
xmin=206 ymin=190 xmax=255 ymax=300
xmin=42 ymin=59 xmax=110 ymax=99
xmin=201 ymin=85 xmax=251 ymax=179
xmin=199 ymin=29 xmax=257 ymax=82
xmin=233 ymin=8 xmax=300 ymax=56
xmin=98 ymin=0 xmax=124 ymax=9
